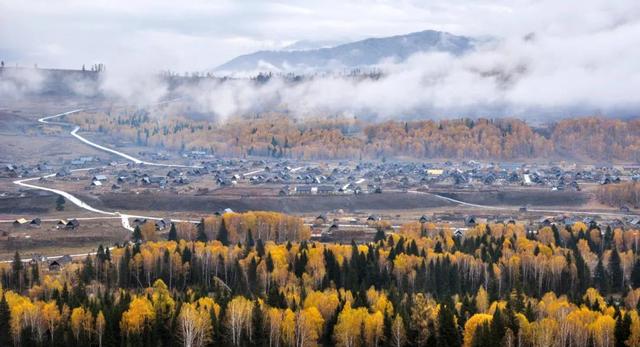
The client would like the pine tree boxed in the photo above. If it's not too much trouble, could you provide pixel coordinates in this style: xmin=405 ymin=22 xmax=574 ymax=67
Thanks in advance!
xmin=168 ymin=222 xmax=177 ymax=241
xmin=246 ymin=229 xmax=255 ymax=248
xmin=132 ymin=226 xmax=142 ymax=243
xmin=12 ymin=251 xmax=22 ymax=291
xmin=196 ymin=218 xmax=208 ymax=242
xmin=256 ymin=239 xmax=265 ymax=257
xmin=217 ymin=217 xmax=230 ymax=245
xmin=594 ymin=257 xmax=610 ymax=295
xmin=437 ymin=304 xmax=461 ymax=347
xmin=248 ymin=256 xmax=259 ymax=295
xmin=615 ymin=312 xmax=632 ymax=347
xmin=490 ymin=308 xmax=506 ymax=344
xmin=0 ymin=294 xmax=11 ymax=346
xmin=374 ymin=227 xmax=386 ymax=243
xmin=251 ymin=301 xmax=265 ymax=346
xmin=609 ymin=248 xmax=624 ymax=292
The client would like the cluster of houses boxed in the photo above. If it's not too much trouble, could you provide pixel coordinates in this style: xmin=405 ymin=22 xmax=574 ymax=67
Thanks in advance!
xmin=1 ymin=162 xmax=53 ymax=178
xmin=12 ymin=218 xmax=80 ymax=230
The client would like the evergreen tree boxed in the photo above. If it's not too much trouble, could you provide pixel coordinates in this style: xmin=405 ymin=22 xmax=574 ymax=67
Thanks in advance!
xmin=132 ymin=225 xmax=142 ymax=243
xmin=196 ymin=218 xmax=208 ymax=242
xmin=217 ymin=217 xmax=230 ymax=245
xmin=490 ymin=308 xmax=507 ymax=344
xmin=256 ymin=239 xmax=265 ymax=257
xmin=594 ymin=257 xmax=610 ymax=295
xmin=168 ymin=222 xmax=177 ymax=241
xmin=248 ymin=256 xmax=259 ymax=295
xmin=437 ymin=304 xmax=461 ymax=347
xmin=251 ymin=301 xmax=265 ymax=346
xmin=246 ymin=229 xmax=255 ymax=248
xmin=374 ymin=227 xmax=386 ymax=243
xmin=609 ymin=248 xmax=624 ymax=292
xmin=0 ymin=294 xmax=10 ymax=347
xmin=11 ymin=251 xmax=22 ymax=291
xmin=615 ymin=312 xmax=632 ymax=347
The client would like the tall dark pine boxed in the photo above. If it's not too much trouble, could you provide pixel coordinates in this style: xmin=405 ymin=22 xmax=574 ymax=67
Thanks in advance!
xmin=217 ymin=218 xmax=230 ymax=246
xmin=615 ymin=312 xmax=632 ymax=347
xmin=437 ymin=304 xmax=461 ymax=347
xmin=132 ymin=226 xmax=142 ymax=243
xmin=168 ymin=222 xmax=177 ymax=241
xmin=246 ymin=229 xmax=255 ymax=248
xmin=0 ymin=294 xmax=10 ymax=346
xmin=197 ymin=218 xmax=208 ymax=242
xmin=374 ymin=228 xmax=386 ymax=242
xmin=11 ymin=251 xmax=22 ymax=291
xmin=251 ymin=301 xmax=266 ymax=346
xmin=609 ymin=248 xmax=624 ymax=292
xmin=594 ymin=258 xmax=610 ymax=295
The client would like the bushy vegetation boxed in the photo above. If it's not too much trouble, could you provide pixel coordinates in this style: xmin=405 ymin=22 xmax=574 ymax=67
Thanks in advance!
xmin=598 ymin=182 xmax=640 ymax=208
xmin=2 ymin=218 xmax=640 ymax=346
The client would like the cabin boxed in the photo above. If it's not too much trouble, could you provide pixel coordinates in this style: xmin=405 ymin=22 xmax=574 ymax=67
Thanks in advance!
xmin=92 ymin=175 xmax=108 ymax=182
xmin=48 ymin=255 xmax=72 ymax=271
xmin=317 ymin=185 xmax=335 ymax=195
xmin=29 ymin=218 xmax=41 ymax=228
xmin=13 ymin=218 xmax=28 ymax=227
xmin=295 ymin=186 xmax=312 ymax=195
xmin=56 ymin=219 xmax=68 ymax=229
xmin=314 ymin=215 xmax=327 ymax=225
xmin=464 ymin=215 xmax=477 ymax=227
xmin=367 ymin=215 xmax=381 ymax=222
xmin=65 ymin=219 xmax=80 ymax=230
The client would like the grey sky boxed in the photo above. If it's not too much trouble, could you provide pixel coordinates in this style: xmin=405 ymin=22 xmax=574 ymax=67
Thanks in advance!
xmin=2 ymin=0 xmax=638 ymax=73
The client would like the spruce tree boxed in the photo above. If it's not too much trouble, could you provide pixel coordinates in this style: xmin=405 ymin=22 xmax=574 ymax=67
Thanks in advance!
xmin=256 ymin=239 xmax=265 ymax=257
xmin=594 ymin=257 xmax=610 ymax=295
xmin=609 ymin=248 xmax=624 ymax=292
xmin=615 ymin=312 xmax=632 ymax=347
xmin=11 ymin=251 xmax=22 ymax=291
xmin=374 ymin=227 xmax=386 ymax=242
xmin=168 ymin=222 xmax=177 ymax=241
xmin=0 ymin=294 xmax=10 ymax=346
xmin=217 ymin=217 xmax=230 ymax=245
xmin=251 ymin=301 xmax=265 ymax=346
xmin=196 ymin=218 xmax=208 ymax=242
xmin=437 ymin=304 xmax=461 ymax=347
xmin=246 ymin=229 xmax=255 ymax=248
xmin=132 ymin=225 xmax=142 ymax=243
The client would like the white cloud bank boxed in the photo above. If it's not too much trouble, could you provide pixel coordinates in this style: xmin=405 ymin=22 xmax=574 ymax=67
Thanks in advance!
xmin=1 ymin=0 xmax=640 ymax=119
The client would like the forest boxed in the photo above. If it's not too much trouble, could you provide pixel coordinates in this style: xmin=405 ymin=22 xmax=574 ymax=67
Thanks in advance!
xmin=2 ymin=213 xmax=640 ymax=346
xmin=67 ymin=111 xmax=640 ymax=161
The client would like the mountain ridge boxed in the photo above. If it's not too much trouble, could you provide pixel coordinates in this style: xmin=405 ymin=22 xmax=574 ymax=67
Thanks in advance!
xmin=215 ymin=30 xmax=476 ymax=73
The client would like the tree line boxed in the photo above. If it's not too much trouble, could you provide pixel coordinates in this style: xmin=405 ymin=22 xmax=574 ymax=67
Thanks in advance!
xmin=69 ymin=111 xmax=640 ymax=161
xmin=3 ymin=217 xmax=640 ymax=346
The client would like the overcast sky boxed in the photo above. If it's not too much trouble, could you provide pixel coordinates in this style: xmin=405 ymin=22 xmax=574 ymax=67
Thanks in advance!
xmin=1 ymin=0 xmax=638 ymax=73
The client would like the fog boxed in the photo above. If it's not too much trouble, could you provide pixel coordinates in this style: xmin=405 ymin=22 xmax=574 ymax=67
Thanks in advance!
xmin=1 ymin=0 xmax=640 ymax=121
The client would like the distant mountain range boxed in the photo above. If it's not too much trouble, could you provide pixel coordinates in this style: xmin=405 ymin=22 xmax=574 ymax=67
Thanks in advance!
xmin=215 ymin=30 xmax=476 ymax=73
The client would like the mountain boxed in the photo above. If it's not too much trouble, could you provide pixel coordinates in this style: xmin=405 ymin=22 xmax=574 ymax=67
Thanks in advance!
xmin=282 ymin=39 xmax=349 ymax=51
xmin=215 ymin=30 xmax=476 ymax=73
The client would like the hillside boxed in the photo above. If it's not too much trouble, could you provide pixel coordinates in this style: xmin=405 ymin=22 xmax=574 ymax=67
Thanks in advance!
xmin=215 ymin=30 xmax=476 ymax=73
